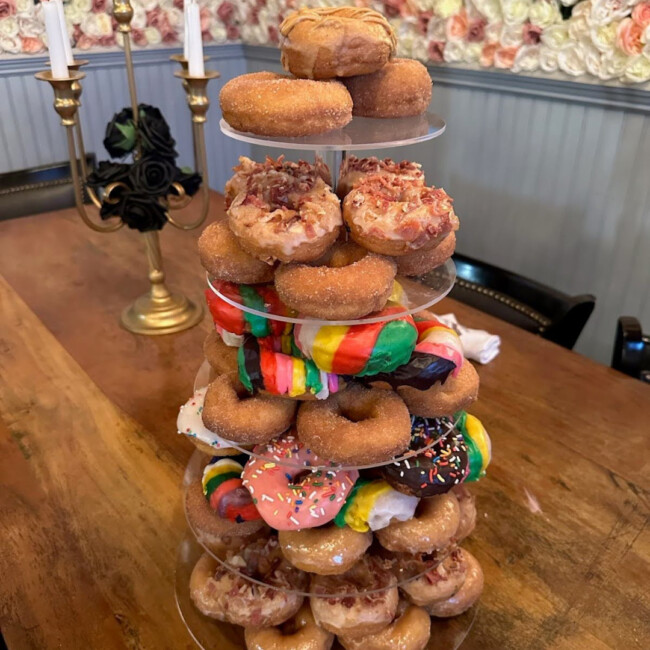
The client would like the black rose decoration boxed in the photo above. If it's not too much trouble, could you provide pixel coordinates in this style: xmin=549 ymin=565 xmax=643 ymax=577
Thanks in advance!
xmin=118 ymin=194 xmax=168 ymax=232
xmin=86 ymin=161 xmax=131 ymax=189
xmin=172 ymin=167 xmax=202 ymax=197
xmin=129 ymin=156 xmax=176 ymax=197
xmin=138 ymin=104 xmax=177 ymax=160
xmin=103 ymin=107 xmax=136 ymax=158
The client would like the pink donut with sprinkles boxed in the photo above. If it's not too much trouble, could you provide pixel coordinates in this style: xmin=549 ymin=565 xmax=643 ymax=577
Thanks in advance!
xmin=241 ymin=434 xmax=359 ymax=530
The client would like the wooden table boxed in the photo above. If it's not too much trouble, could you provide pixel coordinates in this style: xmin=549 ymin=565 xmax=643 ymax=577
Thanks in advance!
xmin=1 ymin=195 xmax=648 ymax=650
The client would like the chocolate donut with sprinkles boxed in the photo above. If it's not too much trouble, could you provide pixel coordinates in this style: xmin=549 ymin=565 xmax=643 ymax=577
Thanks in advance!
xmin=381 ymin=413 xmax=492 ymax=497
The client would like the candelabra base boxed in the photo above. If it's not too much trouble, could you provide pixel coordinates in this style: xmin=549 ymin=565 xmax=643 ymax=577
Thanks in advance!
xmin=121 ymin=291 xmax=203 ymax=336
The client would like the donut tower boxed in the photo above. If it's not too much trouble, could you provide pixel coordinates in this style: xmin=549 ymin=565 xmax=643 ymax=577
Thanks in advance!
xmin=175 ymin=7 xmax=492 ymax=650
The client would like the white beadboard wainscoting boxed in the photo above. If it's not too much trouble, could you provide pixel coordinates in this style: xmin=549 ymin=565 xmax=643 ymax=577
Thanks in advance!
xmin=1 ymin=45 xmax=649 ymax=364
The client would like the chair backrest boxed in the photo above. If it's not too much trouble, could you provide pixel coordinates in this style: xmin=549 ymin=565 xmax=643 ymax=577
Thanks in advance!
xmin=451 ymin=252 xmax=595 ymax=350
xmin=611 ymin=316 xmax=650 ymax=383
xmin=0 ymin=155 xmax=95 ymax=221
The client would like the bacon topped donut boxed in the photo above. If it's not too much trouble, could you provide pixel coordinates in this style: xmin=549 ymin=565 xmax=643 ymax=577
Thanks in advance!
xmin=337 ymin=155 xmax=424 ymax=198
xmin=343 ymin=175 xmax=459 ymax=256
xmin=228 ymin=162 xmax=342 ymax=264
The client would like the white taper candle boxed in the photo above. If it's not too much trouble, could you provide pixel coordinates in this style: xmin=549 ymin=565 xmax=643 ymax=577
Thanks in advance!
xmin=183 ymin=1 xmax=189 ymax=61
xmin=187 ymin=1 xmax=205 ymax=77
xmin=42 ymin=1 xmax=69 ymax=79
xmin=54 ymin=0 xmax=74 ymax=65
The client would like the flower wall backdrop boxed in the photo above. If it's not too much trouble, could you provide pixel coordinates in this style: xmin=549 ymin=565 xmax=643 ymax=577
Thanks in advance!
xmin=1 ymin=1 xmax=649 ymax=84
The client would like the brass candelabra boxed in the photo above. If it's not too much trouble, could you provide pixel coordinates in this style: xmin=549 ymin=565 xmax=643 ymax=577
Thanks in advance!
xmin=36 ymin=0 xmax=219 ymax=335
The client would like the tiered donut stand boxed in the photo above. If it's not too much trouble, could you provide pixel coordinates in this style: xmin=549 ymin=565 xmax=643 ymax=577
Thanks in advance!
xmin=174 ymin=105 xmax=490 ymax=650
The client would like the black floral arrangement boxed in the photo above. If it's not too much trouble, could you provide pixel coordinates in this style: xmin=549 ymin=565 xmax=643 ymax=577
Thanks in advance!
xmin=86 ymin=104 xmax=202 ymax=232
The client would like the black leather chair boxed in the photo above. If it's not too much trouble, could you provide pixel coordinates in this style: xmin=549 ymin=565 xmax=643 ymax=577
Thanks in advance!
xmin=450 ymin=252 xmax=595 ymax=350
xmin=0 ymin=155 xmax=95 ymax=221
xmin=611 ymin=317 xmax=650 ymax=383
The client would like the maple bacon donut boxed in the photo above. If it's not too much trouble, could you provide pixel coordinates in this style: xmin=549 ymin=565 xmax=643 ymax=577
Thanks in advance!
xmin=274 ymin=242 xmax=396 ymax=320
xmin=280 ymin=7 xmax=396 ymax=79
xmin=344 ymin=58 xmax=433 ymax=118
xmin=219 ymin=72 xmax=352 ymax=136
xmin=343 ymin=176 xmax=459 ymax=256
xmin=337 ymin=155 xmax=424 ymax=198
xmin=244 ymin=604 xmax=334 ymax=650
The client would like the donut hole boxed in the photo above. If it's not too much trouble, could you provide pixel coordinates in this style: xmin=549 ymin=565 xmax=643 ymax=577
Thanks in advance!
xmin=327 ymin=242 xmax=367 ymax=268
xmin=337 ymin=387 xmax=384 ymax=422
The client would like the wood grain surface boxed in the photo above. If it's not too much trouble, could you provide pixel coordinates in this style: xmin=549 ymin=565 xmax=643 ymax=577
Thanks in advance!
xmin=0 ymin=195 xmax=648 ymax=650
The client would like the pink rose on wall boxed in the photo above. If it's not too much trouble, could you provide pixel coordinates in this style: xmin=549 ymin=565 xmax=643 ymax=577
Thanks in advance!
xmin=428 ymin=40 xmax=445 ymax=62
xmin=632 ymin=2 xmax=650 ymax=28
xmin=76 ymin=34 xmax=98 ymax=50
xmin=226 ymin=24 xmax=240 ymax=40
xmin=268 ymin=25 xmax=279 ymax=44
xmin=494 ymin=45 xmax=520 ymax=68
xmin=616 ymin=17 xmax=643 ymax=55
xmin=173 ymin=0 xmax=183 ymax=10
xmin=417 ymin=11 xmax=432 ymax=36
xmin=383 ymin=0 xmax=407 ymax=19
xmin=0 ymin=0 xmax=16 ymax=19
xmin=217 ymin=1 xmax=235 ymax=24
xmin=200 ymin=6 xmax=211 ymax=32
xmin=21 ymin=35 xmax=43 ymax=53
xmin=446 ymin=9 xmax=468 ymax=41
xmin=523 ymin=22 xmax=542 ymax=45
xmin=467 ymin=18 xmax=486 ymax=43
xmin=131 ymin=28 xmax=148 ymax=47
xmin=93 ymin=0 xmax=108 ymax=13
xmin=480 ymin=42 xmax=499 ymax=67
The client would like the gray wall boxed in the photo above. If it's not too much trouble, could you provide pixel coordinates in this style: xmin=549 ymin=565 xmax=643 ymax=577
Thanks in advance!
xmin=1 ymin=44 xmax=649 ymax=364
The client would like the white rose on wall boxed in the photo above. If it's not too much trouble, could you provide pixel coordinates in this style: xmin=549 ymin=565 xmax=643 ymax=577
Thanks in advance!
xmin=542 ymin=23 xmax=570 ymax=49
xmin=17 ymin=14 xmax=44 ymax=37
xmin=131 ymin=5 xmax=147 ymax=29
xmin=144 ymin=26 xmax=162 ymax=45
xmin=589 ymin=0 xmax=636 ymax=27
xmin=81 ymin=13 xmax=113 ymax=39
xmin=15 ymin=0 xmax=32 ymax=14
xmin=624 ymin=53 xmax=650 ymax=82
xmin=427 ymin=17 xmax=448 ymax=41
xmin=501 ymin=0 xmax=529 ymax=26
xmin=590 ymin=20 xmax=619 ymax=52
xmin=138 ymin=0 xmax=160 ymax=12
xmin=501 ymin=22 xmax=524 ymax=46
xmin=539 ymin=44 xmax=559 ymax=70
xmin=444 ymin=39 xmax=466 ymax=61
xmin=166 ymin=7 xmax=183 ymax=29
xmin=485 ymin=20 xmax=504 ymax=41
xmin=472 ymin=0 xmax=502 ymax=22
xmin=568 ymin=15 xmax=591 ymax=44
xmin=0 ymin=34 xmax=21 ymax=53
xmin=571 ymin=0 xmax=593 ymax=20
xmin=599 ymin=49 xmax=629 ymax=78
xmin=464 ymin=41 xmax=483 ymax=61
xmin=209 ymin=21 xmax=227 ymax=44
xmin=433 ymin=0 xmax=463 ymax=19
xmin=512 ymin=43 xmax=540 ymax=71
xmin=528 ymin=0 xmax=560 ymax=29
xmin=558 ymin=41 xmax=587 ymax=75
xmin=0 ymin=16 xmax=19 ymax=38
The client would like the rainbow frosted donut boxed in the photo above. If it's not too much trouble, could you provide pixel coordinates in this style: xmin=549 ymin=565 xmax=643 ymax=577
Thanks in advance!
xmin=456 ymin=411 xmax=491 ymax=482
xmin=241 ymin=433 xmax=359 ymax=530
xmin=238 ymin=335 xmax=342 ymax=400
xmin=202 ymin=457 xmax=261 ymax=523
xmin=205 ymin=282 xmax=292 ymax=338
xmin=294 ymin=306 xmax=417 ymax=376
xmin=413 ymin=314 xmax=464 ymax=376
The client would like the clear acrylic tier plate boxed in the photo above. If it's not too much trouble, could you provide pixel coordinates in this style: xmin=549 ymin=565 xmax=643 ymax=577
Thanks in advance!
xmin=219 ymin=113 xmax=446 ymax=151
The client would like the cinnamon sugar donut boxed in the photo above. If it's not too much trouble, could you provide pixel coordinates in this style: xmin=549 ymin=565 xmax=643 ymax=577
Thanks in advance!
xmin=426 ymin=549 xmax=484 ymax=617
xmin=343 ymin=175 xmax=459 ymax=256
xmin=228 ymin=170 xmax=341 ymax=264
xmin=310 ymin=555 xmax=398 ymax=638
xmin=190 ymin=537 xmax=308 ymax=626
xmin=244 ymin=604 xmax=334 ymax=650
xmin=279 ymin=525 xmax=372 ymax=575
xmin=185 ymin=480 xmax=268 ymax=559
xmin=376 ymin=493 xmax=460 ymax=554
xmin=338 ymin=604 xmax=431 ymax=650
xmin=219 ymin=72 xmax=353 ymax=136
xmin=274 ymin=242 xmax=396 ymax=320
xmin=203 ymin=331 xmax=239 ymax=378
xmin=198 ymin=220 xmax=275 ymax=284
xmin=337 ymin=155 xmax=424 ymax=199
xmin=344 ymin=59 xmax=432 ymax=118
xmin=398 ymin=360 xmax=479 ymax=418
xmin=394 ymin=232 xmax=456 ymax=277
xmin=400 ymin=548 xmax=468 ymax=607
xmin=280 ymin=7 xmax=396 ymax=79
xmin=452 ymin=485 xmax=477 ymax=542
xmin=202 ymin=374 xmax=296 ymax=445
xmin=297 ymin=384 xmax=411 ymax=465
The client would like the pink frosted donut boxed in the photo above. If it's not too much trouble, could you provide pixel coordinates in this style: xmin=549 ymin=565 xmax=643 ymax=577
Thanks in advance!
xmin=242 ymin=433 xmax=359 ymax=530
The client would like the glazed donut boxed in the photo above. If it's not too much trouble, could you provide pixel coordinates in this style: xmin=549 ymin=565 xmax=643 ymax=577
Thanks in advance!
xmin=375 ymin=493 xmax=460 ymax=554
xmin=202 ymin=456 xmax=261 ymax=523
xmin=241 ymin=433 xmax=359 ymax=530
xmin=228 ymin=170 xmax=342 ymax=265
xmin=413 ymin=312 xmax=464 ymax=373
xmin=343 ymin=59 xmax=432 ymax=118
xmin=338 ymin=605 xmax=431 ymax=650
xmin=400 ymin=548 xmax=468 ymax=607
xmin=297 ymin=384 xmax=412 ymax=465
xmin=244 ymin=603 xmax=334 ymax=650
xmin=190 ymin=538 xmax=307 ymax=626
xmin=238 ymin=335 xmax=343 ymax=401
xmin=294 ymin=305 xmax=417 ymax=377
xmin=278 ymin=525 xmax=372 ymax=575
xmin=202 ymin=374 xmax=296 ymax=445
xmin=337 ymin=155 xmax=424 ymax=199
xmin=279 ymin=7 xmax=396 ymax=79
xmin=198 ymin=220 xmax=275 ymax=284
xmin=333 ymin=478 xmax=419 ymax=533
xmin=203 ymin=330 xmax=240 ymax=378
xmin=310 ymin=555 xmax=398 ymax=638
xmin=343 ymin=175 xmax=459 ymax=256
xmin=225 ymin=155 xmax=332 ymax=209
xmin=185 ymin=480 xmax=268 ymax=558
xmin=426 ymin=549 xmax=484 ymax=617
xmin=395 ymin=231 xmax=456 ymax=277
xmin=177 ymin=386 xmax=239 ymax=456
xmin=398 ymin=359 xmax=480 ymax=418
xmin=205 ymin=283 xmax=291 ymax=338
xmin=274 ymin=242 xmax=397 ymax=320
xmin=453 ymin=485 xmax=477 ymax=542
xmin=220 ymin=72 xmax=353 ymax=137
